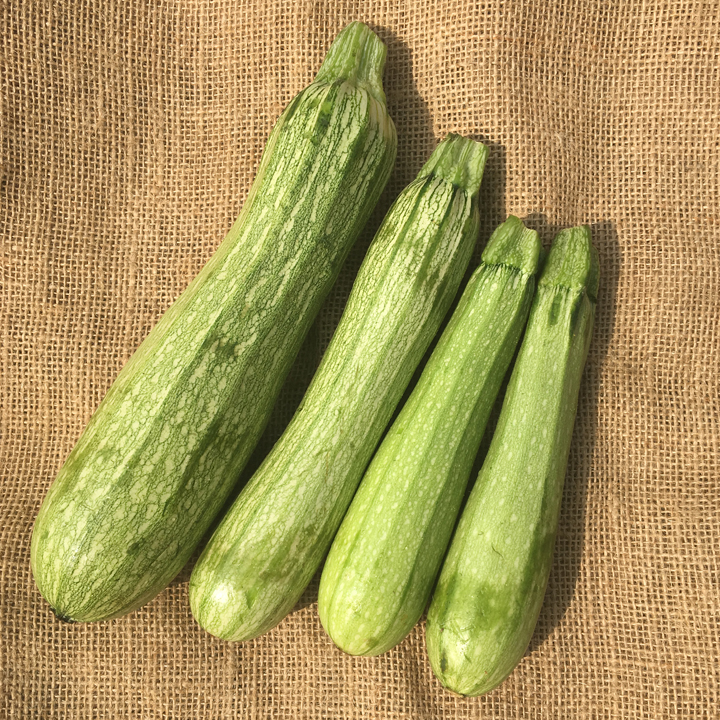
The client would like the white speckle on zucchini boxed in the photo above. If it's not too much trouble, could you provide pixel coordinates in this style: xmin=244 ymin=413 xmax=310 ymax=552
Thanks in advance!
xmin=426 ymin=225 xmax=598 ymax=697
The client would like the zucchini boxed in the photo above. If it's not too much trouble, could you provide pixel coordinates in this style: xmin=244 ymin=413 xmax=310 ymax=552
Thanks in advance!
xmin=318 ymin=216 xmax=541 ymax=656
xmin=30 ymin=21 xmax=397 ymax=623
xmin=189 ymin=134 xmax=489 ymax=642
xmin=425 ymin=226 xmax=599 ymax=696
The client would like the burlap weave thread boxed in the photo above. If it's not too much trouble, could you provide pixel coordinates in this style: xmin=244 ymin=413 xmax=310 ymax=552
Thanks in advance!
xmin=1 ymin=1 xmax=719 ymax=717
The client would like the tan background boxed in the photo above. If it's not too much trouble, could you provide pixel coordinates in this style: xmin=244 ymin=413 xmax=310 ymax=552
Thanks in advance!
xmin=2 ymin=0 xmax=719 ymax=717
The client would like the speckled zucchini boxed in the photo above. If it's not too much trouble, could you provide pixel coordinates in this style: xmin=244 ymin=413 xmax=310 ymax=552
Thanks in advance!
xmin=425 ymin=225 xmax=598 ymax=696
xmin=188 ymin=134 xmax=488 ymax=642
xmin=317 ymin=216 xmax=541 ymax=656
xmin=30 ymin=22 xmax=397 ymax=623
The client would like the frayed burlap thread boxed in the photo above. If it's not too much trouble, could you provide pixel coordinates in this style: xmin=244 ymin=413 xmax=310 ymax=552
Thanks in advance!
xmin=2 ymin=1 xmax=719 ymax=717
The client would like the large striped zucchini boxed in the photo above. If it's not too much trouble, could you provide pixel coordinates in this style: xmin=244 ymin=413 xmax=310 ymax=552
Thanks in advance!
xmin=425 ymin=226 xmax=598 ymax=696
xmin=318 ymin=216 xmax=541 ymax=656
xmin=30 ymin=22 xmax=397 ymax=623
xmin=188 ymin=134 xmax=489 ymax=642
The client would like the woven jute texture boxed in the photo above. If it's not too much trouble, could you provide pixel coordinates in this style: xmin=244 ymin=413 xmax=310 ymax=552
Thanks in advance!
xmin=2 ymin=0 xmax=719 ymax=717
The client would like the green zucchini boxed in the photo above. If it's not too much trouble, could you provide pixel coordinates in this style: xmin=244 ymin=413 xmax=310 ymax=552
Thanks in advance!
xmin=30 ymin=21 xmax=397 ymax=623
xmin=189 ymin=134 xmax=488 ymax=642
xmin=425 ymin=226 xmax=599 ymax=696
xmin=317 ymin=216 xmax=541 ymax=656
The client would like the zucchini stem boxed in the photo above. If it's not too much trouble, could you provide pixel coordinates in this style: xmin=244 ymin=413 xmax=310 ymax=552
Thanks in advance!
xmin=418 ymin=133 xmax=488 ymax=196
xmin=314 ymin=22 xmax=388 ymax=107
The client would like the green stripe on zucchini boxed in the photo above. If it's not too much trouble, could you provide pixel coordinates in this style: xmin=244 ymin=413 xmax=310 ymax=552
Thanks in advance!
xmin=189 ymin=134 xmax=488 ymax=642
xmin=318 ymin=216 xmax=541 ymax=656
xmin=30 ymin=22 xmax=397 ymax=623
xmin=425 ymin=225 xmax=598 ymax=696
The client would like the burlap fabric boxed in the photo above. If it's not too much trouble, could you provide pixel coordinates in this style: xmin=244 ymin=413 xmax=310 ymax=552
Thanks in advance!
xmin=2 ymin=1 xmax=718 ymax=717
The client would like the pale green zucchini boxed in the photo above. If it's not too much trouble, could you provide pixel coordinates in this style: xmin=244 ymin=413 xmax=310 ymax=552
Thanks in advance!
xmin=425 ymin=226 xmax=599 ymax=696
xmin=30 ymin=22 xmax=397 ymax=623
xmin=189 ymin=134 xmax=488 ymax=642
xmin=317 ymin=216 xmax=541 ymax=656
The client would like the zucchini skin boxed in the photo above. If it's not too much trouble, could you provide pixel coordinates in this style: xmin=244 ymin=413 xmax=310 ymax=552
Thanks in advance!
xmin=30 ymin=22 xmax=397 ymax=623
xmin=318 ymin=216 xmax=541 ymax=656
xmin=189 ymin=134 xmax=489 ymax=642
xmin=425 ymin=226 xmax=599 ymax=696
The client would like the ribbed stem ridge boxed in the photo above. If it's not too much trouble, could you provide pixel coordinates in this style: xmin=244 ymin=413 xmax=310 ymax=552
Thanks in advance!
xmin=419 ymin=133 xmax=488 ymax=196
xmin=314 ymin=22 xmax=388 ymax=106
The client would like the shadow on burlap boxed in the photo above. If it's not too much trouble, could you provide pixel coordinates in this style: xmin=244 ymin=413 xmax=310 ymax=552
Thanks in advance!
xmin=1 ymin=1 xmax=718 ymax=718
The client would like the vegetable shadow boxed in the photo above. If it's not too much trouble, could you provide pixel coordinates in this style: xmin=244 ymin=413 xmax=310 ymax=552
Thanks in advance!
xmin=232 ymin=27 xmax=439 ymax=501
xmin=173 ymin=31 xmax=511 ymax=611
xmin=523 ymin=216 xmax=620 ymax=652
xmin=172 ymin=26 xmax=437 ymax=585
xmin=281 ymin=27 xmax=441 ymax=613
xmin=368 ymin=141 xmax=508 ymax=526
